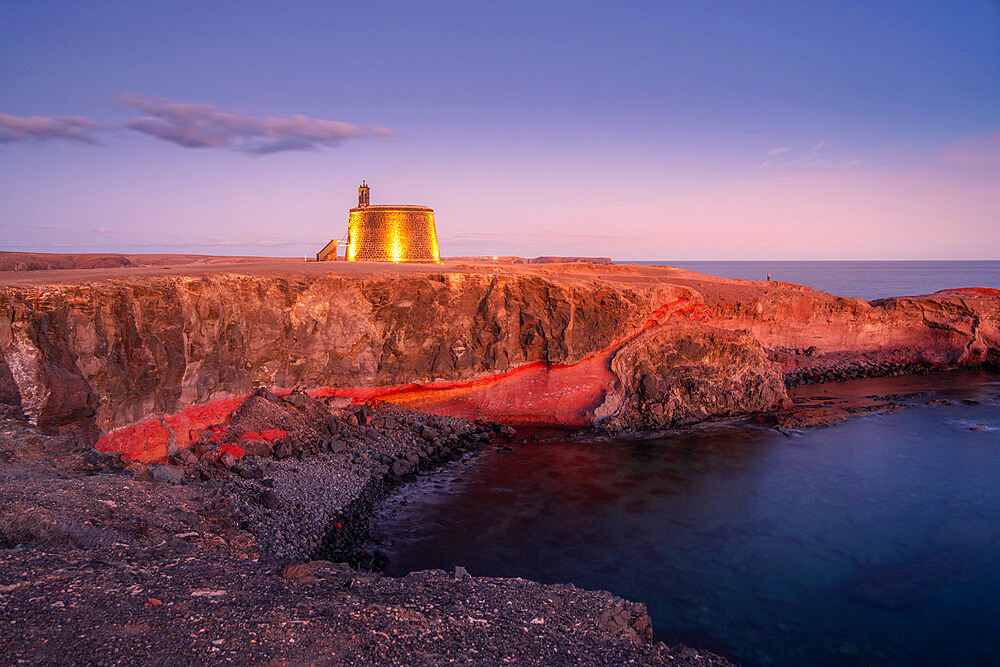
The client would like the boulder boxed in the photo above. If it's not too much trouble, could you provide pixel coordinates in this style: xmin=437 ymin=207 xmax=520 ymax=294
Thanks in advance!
xmin=259 ymin=489 xmax=280 ymax=509
xmin=282 ymin=393 xmax=315 ymax=410
xmin=199 ymin=447 xmax=221 ymax=464
xmin=77 ymin=448 xmax=124 ymax=474
xmin=240 ymin=438 xmax=273 ymax=458
xmin=280 ymin=564 xmax=316 ymax=585
xmin=237 ymin=463 xmax=264 ymax=480
xmin=193 ymin=441 xmax=214 ymax=457
xmin=255 ymin=387 xmax=282 ymax=404
xmin=390 ymin=459 xmax=413 ymax=477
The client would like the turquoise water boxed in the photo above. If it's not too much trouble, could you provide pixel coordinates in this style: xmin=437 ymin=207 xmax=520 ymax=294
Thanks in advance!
xmin=619 ymin=260 xmax=1000 ymax=301
xmin=379 ymin=372 xmax=1000 ymax=665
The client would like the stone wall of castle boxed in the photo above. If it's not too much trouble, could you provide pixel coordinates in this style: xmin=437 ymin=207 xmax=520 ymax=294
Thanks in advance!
xmin=346 ymin=206 xmax=441 ymax=263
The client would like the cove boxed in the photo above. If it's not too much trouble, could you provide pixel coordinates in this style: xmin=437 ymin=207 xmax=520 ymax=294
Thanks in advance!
xmin=376 ymin=371 xmax=1000 ymax=666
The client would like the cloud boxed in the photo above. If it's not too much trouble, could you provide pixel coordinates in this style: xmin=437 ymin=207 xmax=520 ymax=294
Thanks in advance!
xmin=0 ymin=114 xmax=103 ymax=144
xmin=940 ymin=131 xmax=1000 ymax=166
xmin=756 ymin=141 xmax=867 ymax=171
xmin=113 ymin=93 xmax=390 ymax=154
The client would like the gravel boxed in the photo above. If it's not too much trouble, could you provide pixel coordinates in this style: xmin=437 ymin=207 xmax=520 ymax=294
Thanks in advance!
xmin=0 ymin=397 xmax=732 ymax=665
xmin=219 ymin=397 xmax=494 ymax=563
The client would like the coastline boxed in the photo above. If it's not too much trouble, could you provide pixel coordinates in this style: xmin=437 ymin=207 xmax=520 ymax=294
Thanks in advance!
xmin=2 ymin=257 xmax=997 ymax=462
xmin=369 ymin=369 xmax=1000 ymax=666
xmin=2 ymin=254 xmax=999 ymax=664
xmin=0 ymin=389 xmax=731 ymax=665
xmin=5 ymin=368 xmax=990 ymax=664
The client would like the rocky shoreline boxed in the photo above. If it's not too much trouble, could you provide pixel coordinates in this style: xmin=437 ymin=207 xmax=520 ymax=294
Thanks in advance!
xmin=2 ymin=258 xmax=999 ymax=664
xmin=0 ymin=391 xmax=731 ymax=665
xmin=4 ymin=364 xmax=988 ymax=665
xmin=212 ymin=388 xmax=506 ymax=564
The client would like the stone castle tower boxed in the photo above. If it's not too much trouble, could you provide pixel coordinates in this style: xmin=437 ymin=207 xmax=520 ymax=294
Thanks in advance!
xmin=344 ymin=183 xmax=441 ymax=263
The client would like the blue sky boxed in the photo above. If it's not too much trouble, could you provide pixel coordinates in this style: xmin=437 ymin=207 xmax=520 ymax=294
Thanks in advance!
xmin=2 ymin=0 xmax=998 ymax=259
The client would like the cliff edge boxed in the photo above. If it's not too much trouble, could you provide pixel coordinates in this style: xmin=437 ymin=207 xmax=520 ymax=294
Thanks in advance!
xmin=1 ymin=259 xmax=997 ymax=460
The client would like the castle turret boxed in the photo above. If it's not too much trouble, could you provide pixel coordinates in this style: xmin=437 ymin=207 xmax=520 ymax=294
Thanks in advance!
xmin=345 ymin=182 xmax=440 ymax=263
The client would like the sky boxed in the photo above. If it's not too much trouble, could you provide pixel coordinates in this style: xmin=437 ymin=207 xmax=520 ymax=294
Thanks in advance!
xmin=1 ymin=0 xmax=998 ymax=260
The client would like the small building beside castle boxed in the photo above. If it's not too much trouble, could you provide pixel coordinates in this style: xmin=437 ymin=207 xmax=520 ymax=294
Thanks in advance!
xmin=317 ymin=182 xmax=441 ymax=263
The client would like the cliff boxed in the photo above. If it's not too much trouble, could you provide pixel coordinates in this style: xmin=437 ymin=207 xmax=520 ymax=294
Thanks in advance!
xmin=0 ymin=250 xmax=314 ymax=272
xmin=1 ymin=260 xmax=998 ymax=460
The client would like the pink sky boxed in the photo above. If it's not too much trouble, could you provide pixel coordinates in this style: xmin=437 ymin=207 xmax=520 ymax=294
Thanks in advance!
xmin=2 ymin=2 xmax=998 ymax=260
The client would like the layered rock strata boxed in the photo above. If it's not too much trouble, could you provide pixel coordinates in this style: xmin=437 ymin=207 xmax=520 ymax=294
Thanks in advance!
xmin=1 ymin=261 xmax=998 ymax=460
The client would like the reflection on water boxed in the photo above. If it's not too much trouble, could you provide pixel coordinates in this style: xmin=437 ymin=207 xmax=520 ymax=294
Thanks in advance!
xmin=378 ymin=372 xmax=1000 ymax=666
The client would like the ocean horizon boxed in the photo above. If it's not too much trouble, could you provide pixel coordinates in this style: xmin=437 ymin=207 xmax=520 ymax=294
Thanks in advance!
xmin=617 ymin=260 xmax=1000 ymax=302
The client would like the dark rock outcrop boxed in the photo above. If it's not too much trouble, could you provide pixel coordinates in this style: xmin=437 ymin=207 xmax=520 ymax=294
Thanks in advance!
xmin=597 ymin=323 xmax=787 ymax=435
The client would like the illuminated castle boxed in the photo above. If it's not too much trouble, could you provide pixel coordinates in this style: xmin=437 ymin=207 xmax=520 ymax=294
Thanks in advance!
xmin=318 ymin=182 xmax=441 ymax=263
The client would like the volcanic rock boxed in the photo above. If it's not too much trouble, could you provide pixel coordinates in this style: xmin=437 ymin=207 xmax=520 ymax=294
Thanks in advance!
xmin=76 ymin=448 xmax=124 ymax=474
xmin=281 ymin=564 xmax=317 ymax=585
xmin=390 ymin=459 xmax=413 ymax=477
xmin=259 ymin=489 xmax=280 ymax=510
xmin=596 ymin=323 xmax=788 ymax=434
xmin=1 ymin=261 xmax=997 ymax=459
xmin=239 ymin=438 xmax=273 ymax=458
xmin=136 ymin=465 xmax=184 ymax=484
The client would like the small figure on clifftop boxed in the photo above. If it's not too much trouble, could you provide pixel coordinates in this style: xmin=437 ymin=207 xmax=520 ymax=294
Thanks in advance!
xmin=767 ymin=272 xmax=771 ymax=281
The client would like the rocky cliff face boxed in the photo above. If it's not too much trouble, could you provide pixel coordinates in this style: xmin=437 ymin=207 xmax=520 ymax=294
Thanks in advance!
xmin=700 ymin=285 xmax=1000 ymax=375
xmin=1 ymin=263 xmax=998 ymax=460
xmin=595 ymin=323 xmax=788 ymax=436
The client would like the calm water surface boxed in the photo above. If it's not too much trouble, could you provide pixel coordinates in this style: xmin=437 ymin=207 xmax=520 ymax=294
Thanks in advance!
xmin=379 ymin=372 xmax=1000 ymax=666
xmin=620 ymin=260 xmax=1000 ymax=301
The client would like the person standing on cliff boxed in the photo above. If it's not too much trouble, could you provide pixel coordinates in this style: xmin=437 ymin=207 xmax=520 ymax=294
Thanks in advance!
xmin=767 ymin=272 xmax=771 ymax=281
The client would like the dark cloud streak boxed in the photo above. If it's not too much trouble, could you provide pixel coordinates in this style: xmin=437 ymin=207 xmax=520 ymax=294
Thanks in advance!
xmin=1 ymin=95 xmax=393 ymax=154
xmin=0 ymin=114 xmax=103 ymax=144
xmin=113 ymin=93 xmax=391 ymax=154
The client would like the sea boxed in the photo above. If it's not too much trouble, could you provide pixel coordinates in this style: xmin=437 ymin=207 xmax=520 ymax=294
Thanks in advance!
xmin=376 ymin=262 xmax=1000 ymax=666
xmin=619 ymin=260 xmax=1000 ymax=302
